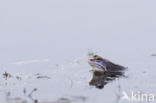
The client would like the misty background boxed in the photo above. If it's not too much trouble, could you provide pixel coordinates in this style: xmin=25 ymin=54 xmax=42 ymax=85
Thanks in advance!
xmin=0 ymin=0 xmax=156 ymax=65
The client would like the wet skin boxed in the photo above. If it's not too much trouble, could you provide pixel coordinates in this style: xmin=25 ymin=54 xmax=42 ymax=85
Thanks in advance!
xmin=88 ymin=55 xmax=126 ymax=72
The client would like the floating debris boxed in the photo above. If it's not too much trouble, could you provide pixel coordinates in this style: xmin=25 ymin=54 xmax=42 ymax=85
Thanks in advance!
xmin=2 ymin=72 xmax=22 ymax=81
xmin=35 ymin=73 xmax=51 ymax=79
xmin=23 ymin=88 xmax=38 ymax=103
xmin=28 ymin=88 xmax=38 ymax=98
xmin=37 ymin=76 xmax=51 ymax=79
xmin=57 ymin=98 xmax=70 ymax=103
xmin=5 ymin=92 xmax=27 ymax=103
xmin=3 ymin=72 xmax=12 ymax=80
xmin=4 ymin=88 xmax=39 ymax=103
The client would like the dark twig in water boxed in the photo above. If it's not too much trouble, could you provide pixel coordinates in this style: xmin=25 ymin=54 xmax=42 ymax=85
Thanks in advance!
xmin=28 ymin=88 xmax=37 ymax=100
xmin=23 ymin=88 xmax=38 ymax=103
xmin=37 ymin=76 xmax=51 ymax=79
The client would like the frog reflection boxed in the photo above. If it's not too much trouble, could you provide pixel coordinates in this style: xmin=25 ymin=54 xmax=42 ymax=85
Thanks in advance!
xmin=89 ymin=71 xmax=125 ymax=89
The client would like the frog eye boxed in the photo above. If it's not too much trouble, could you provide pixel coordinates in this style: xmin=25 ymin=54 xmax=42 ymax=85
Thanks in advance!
xmin=93 ymin=55 xmax=98 ymax=58
xmin=93 ymin=55 xmax=103 ymax=61
xmin=93 ymin=55 xmax=101 ymax=59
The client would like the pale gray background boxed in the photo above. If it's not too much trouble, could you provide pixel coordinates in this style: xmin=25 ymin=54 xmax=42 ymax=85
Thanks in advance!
xmin=0 ymin=0 xmax=156 ymax=64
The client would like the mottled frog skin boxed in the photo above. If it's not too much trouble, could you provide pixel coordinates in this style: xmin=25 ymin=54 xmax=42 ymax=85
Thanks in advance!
xmin=88 ymin=55 xmax=126 ymax=72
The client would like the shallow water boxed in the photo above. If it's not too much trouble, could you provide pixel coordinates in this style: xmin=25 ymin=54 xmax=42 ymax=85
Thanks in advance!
xmin=0 ymin=0 xmax=156 ymax=103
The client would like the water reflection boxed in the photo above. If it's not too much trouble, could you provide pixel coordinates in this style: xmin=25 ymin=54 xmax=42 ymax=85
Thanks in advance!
xmin=89 ymin=71 xmax=125 ymax=89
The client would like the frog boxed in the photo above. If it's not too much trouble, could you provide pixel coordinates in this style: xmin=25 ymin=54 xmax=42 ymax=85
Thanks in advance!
xmin=88 ymin=55 xmax=127 ymax=72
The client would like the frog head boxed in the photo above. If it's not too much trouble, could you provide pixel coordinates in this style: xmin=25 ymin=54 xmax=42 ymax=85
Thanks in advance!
xmin=88 ymin=55 xmax=107 ymax=71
